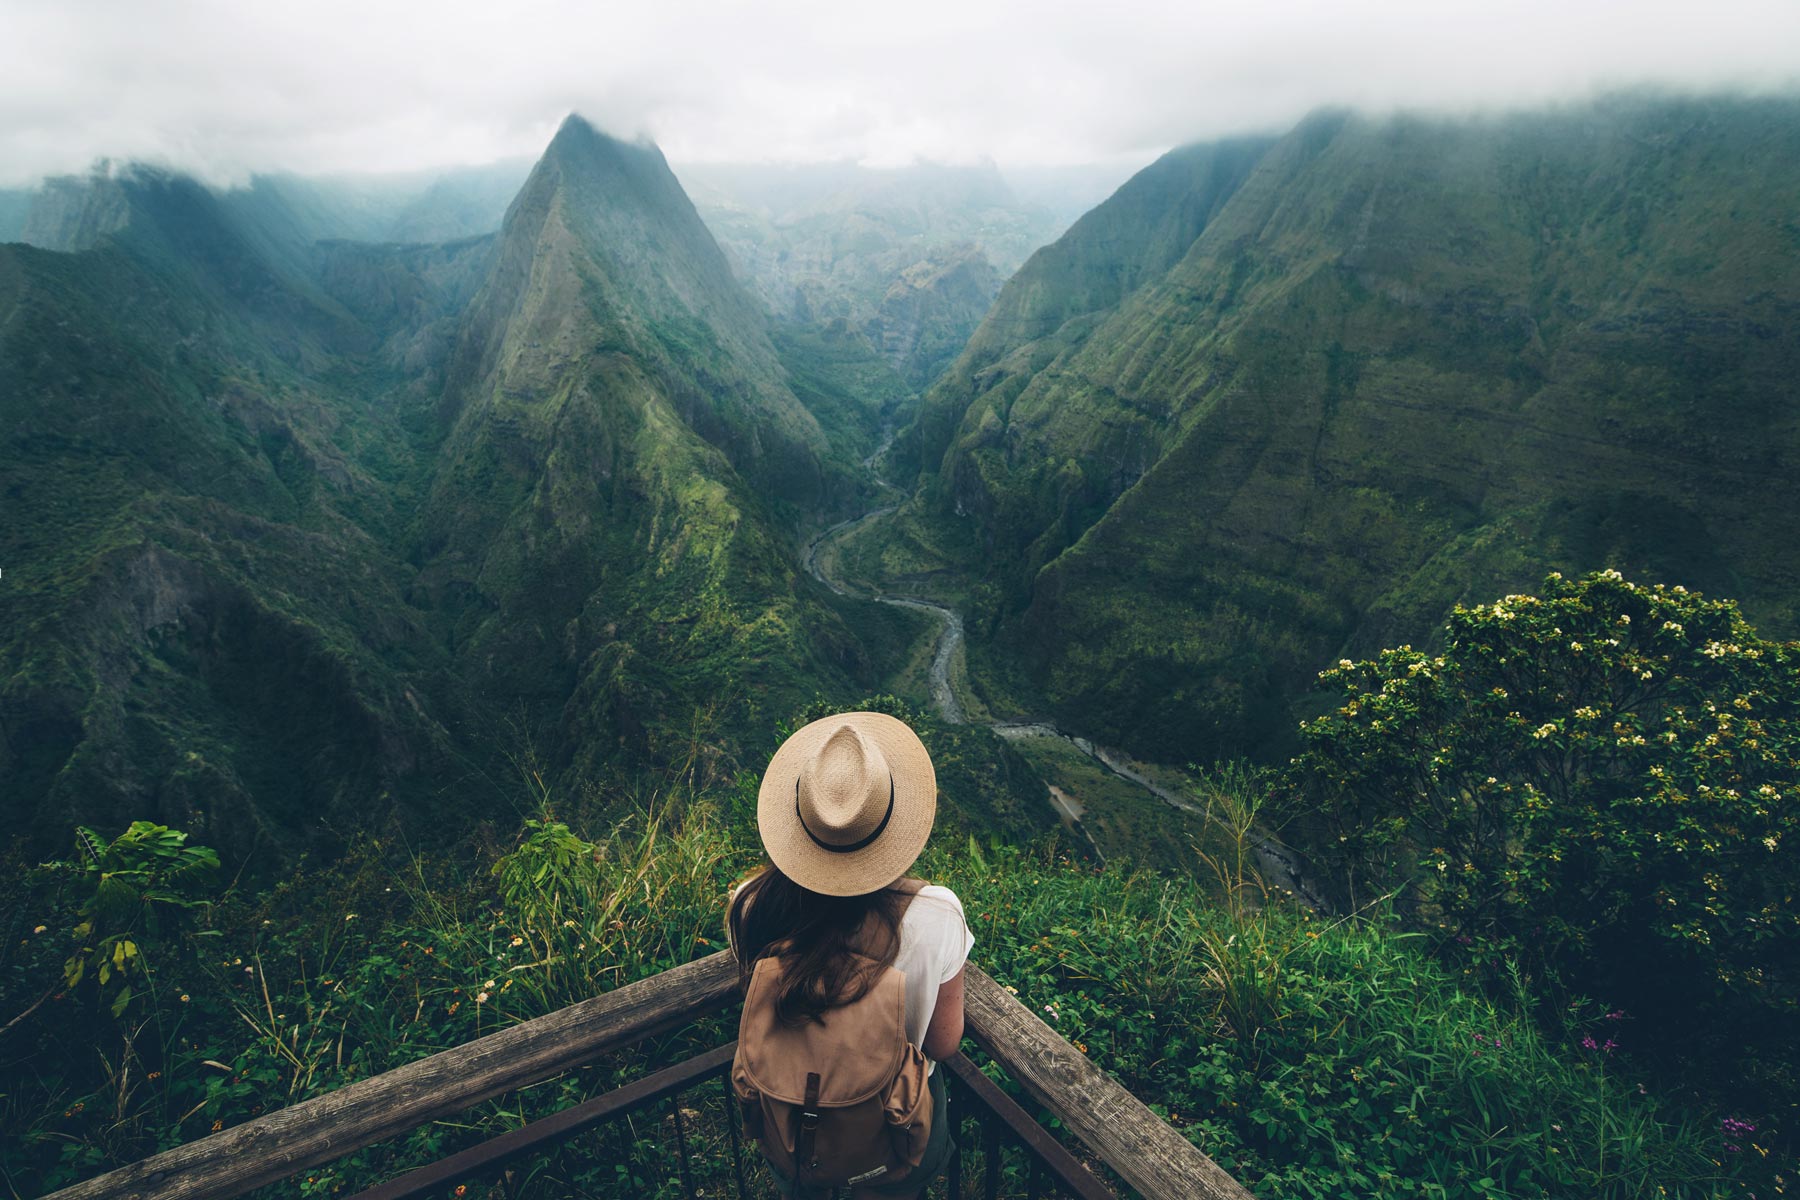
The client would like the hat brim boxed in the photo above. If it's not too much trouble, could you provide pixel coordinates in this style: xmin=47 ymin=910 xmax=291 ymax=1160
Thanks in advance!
xmin=757 ymin=711 xmax=937 ymax=897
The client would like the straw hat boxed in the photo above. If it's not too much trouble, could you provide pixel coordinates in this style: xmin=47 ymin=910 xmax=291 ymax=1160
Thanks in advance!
xmin=757 ymin=711 xmax=937 ymax=897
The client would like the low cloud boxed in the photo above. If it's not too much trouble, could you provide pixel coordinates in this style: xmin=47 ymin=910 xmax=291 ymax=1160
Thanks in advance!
xmin=2 ymin=0 xmax=1798 ymax=185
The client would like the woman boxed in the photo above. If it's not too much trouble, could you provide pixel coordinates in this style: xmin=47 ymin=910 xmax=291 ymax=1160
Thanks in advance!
xmin=728 ymin=711 xmax=973 ymax=1198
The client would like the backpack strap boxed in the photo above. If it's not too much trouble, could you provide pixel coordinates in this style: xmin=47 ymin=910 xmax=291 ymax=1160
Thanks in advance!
xmin=796 ymin=1071 xmax=823 ymax=1178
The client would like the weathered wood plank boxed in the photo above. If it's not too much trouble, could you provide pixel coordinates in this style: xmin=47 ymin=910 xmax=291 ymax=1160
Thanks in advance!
xmin=44 ymin=951 xmax=739 ymax=1200
xmin=962 ymin=963 xmax=1255 ymax=1200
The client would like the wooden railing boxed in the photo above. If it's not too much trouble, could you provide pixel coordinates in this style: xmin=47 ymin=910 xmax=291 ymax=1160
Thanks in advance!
xmin=42 ymin=955 xmax=1253 ymax=1200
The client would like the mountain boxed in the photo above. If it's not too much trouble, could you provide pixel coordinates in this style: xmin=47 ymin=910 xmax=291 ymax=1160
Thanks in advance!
xmin=0 ymin=118 xmax=887 ymax=865
xmin=383 ymin=160 xmax=535 ymax=244
xmin=679 ymin=162 xmax=1068 ymax=388
xmin=0 ymin=187 xmax=33 ymax=241
xmin=410 ymin=115 xmax=877 ymax=775
xmin=0 ymin=167 xmax=459 ymax=864
xmin=901 ymin=94 xmax=1800 ymax=759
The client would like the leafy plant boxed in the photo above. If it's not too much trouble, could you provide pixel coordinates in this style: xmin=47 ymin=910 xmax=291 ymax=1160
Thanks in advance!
xmin=43 ymin=821 xmax=220 ymax=1017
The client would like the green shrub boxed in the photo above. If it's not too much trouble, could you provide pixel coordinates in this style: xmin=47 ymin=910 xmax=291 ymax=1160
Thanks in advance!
xmin=1293 ymin=570 xmax=1799 ymax=1108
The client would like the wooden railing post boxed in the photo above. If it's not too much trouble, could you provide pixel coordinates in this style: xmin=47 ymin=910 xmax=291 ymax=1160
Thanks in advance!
xmin=961 ymin=964 xmax=1255 ymax=1200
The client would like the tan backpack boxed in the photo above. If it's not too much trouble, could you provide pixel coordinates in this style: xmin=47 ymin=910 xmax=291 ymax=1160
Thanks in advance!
xmin=730 ymin=888 xmax=934 ymax=1193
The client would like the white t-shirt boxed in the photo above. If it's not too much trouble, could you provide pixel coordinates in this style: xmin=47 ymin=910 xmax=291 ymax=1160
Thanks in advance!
xmin=894 ymin=885 xmax=976 ymax=1067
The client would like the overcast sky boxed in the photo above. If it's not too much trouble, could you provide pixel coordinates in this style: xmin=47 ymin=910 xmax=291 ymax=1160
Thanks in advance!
xmin=3 ymin=0 xmax=1799 ymax=187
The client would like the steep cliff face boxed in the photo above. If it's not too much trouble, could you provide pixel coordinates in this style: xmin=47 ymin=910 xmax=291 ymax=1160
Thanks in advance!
xmin=912 ymin=96 xmax=1800 ymax=758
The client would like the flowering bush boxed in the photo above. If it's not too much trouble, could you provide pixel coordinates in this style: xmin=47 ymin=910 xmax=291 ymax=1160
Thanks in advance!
xmin=1295 ymin=571 xmax=1799 ymax=1073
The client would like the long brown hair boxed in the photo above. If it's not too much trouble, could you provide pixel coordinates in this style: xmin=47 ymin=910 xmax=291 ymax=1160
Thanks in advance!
xmin=727 ymin=863 xmax=907 ymax=1026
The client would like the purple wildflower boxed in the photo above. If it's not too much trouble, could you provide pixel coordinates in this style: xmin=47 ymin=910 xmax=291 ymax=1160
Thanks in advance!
xmin=1721 ymin=1116 xmax=1757 ymax=1153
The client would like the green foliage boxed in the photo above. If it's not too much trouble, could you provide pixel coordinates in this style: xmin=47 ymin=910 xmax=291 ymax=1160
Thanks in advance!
xmin=5 ymin=802 xmax=1782 ymax=1199
xmin=485 ymin=803 xmax=743 ymax=1014
xmin=943 ymin=840 xmax=1774 ymax=1199
xmin=41 ymin=821 xmax=220 ymax=1017
xmin=1295 ymin=570 xmax=1800 ymax=1119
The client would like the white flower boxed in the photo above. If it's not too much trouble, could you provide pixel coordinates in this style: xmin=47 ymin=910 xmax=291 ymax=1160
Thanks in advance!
xmin=1533 ymin=724 xmax=1558 ymax=740
xmin=1338 ymin=659 xmax=1354 ymax=670
xmin=476 ymin=991 xmax=490 ymax=1004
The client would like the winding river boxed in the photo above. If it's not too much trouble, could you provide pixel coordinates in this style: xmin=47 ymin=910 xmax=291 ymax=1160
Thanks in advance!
xmin=802 ymin=449 xmax=1328 ymax=909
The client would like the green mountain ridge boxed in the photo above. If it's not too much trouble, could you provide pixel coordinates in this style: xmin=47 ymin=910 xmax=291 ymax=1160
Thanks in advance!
xmin=0 ymin=117 xmax=894 ymax=867
xmin=902 ymin=94 xmax=1800 ymax=758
